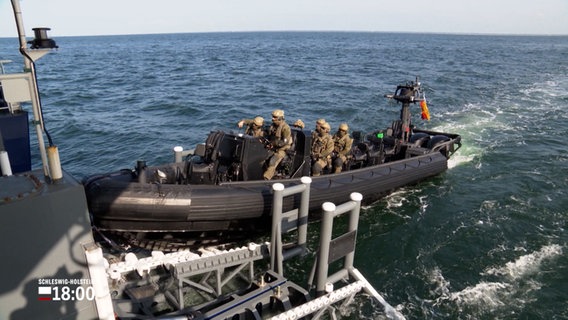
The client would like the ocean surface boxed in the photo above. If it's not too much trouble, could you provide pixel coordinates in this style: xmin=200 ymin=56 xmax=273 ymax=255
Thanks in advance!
xmin=1 ymin=32 xmax=567 ymax=319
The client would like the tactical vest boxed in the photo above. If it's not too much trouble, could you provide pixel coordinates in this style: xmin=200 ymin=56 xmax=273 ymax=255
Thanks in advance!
xmin=269 ymin=122 xmax=292 ymax=151
xmin=312 ymin=134 xmax=333 ymax=157
xmin=333 ymin=134 xmax=353 ymax=156
xmin=246 ymin=126 xmax=264 ymax=137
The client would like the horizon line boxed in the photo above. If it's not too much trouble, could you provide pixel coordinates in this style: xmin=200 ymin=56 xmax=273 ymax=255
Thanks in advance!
xmin=1 ymin=29 xmax=567 ymax=39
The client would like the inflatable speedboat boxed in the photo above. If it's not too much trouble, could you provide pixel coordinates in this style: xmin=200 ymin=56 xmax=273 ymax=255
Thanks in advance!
xmin=84 ymin=79 xmax=461 ymax=233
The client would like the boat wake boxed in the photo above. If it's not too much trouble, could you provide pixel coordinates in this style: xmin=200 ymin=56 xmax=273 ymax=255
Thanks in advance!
xmin=480 ymin=244 xmax=563 ymax=281
xmin=430 ymin=104 xmax=491 ymax=170
xmin=384 ymin=188 xmax=416 ymax=210
xmin=447 ymin=153 xmax=474 ymax=169
xmin=427 ymin=244 xmax=563 ymax=316
xmin=363 ymin=187 xmax=427 ymax=218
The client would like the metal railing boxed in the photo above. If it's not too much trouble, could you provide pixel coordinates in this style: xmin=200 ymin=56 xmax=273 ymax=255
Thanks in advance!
xmin=270 ymin=176 xmax=312 ymax=276
xmin=88 ymin=177 xmax=405 ymax=319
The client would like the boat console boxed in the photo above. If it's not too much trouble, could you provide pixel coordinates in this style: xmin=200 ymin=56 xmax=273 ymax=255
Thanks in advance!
xmin=186 ymin=128 xmax=311 ymax=183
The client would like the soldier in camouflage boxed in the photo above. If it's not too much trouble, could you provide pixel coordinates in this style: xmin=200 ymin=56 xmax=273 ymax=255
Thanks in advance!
xmin=331 ymin=123 xmax=353 ymax=173
xmin=263 ymin=109 xmax=292 ymax=180
xmin=312 ymin=118 xmax=326 ymax=140
xmin=311 ymin=122 xmax=334 ymax=176
xmin=237 ymin=116 xmax=265 ymax=137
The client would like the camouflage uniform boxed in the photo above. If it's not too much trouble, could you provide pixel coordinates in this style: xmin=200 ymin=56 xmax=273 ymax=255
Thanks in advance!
xmin=332 ymin=123 xmax=353 ymax=173
xmin=311 ymin=122 xmax=334 ymax=176
xmin=263 ymin=110 xmax=292 ymax=180
xmin=311 ymin=118 xmax=326 ymax=140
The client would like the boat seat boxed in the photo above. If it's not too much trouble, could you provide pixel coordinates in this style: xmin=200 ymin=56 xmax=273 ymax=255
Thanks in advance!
xmin=351 ymin=131 xmax=363 ymax=143
xmin=382 ymin=128 xmax=396 ymax=146
xmin=347 ymin=142 xmax=369 ymax=169
xmin=277 ymin=128 xmax=308 ymax=178
xmin=188 ymin=162 xmax=215 ymax=184
xmin=203 ymin=130 xmax=224 ymax=162
xmin=352 ymin=142 xmax=368 ymax=162
xmin=285 ymin=129 xmax=297 ymax=157
xmin=409 ymin=132 xmax=430 ymax=147
xmin=194 ymin=143 xmax=206 ymax=157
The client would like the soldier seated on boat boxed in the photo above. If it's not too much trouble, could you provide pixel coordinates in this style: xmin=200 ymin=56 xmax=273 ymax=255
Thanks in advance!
xmin=331 ymin=123 xmax=353 ymax=173
xmin=292 ymin=119 xmax=305 ymax=129
xmin=263 ymin=109 xmax=292 ymax=180
xmin=237 ymin=116 xmax=265 ymax=137
xmin=311 ymin=122 xmax=334 ymax=176
xmin=312 ymin=118 xmax=326 ymax=140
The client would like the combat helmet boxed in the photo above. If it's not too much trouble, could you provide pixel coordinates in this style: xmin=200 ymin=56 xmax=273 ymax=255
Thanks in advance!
xmin=293 ymin=119 xmax=305 ymax=129
xmin=272 ymin=109 xmax=285 ymax=119
xmin=253 ymin=116 xmax=264 ymax=126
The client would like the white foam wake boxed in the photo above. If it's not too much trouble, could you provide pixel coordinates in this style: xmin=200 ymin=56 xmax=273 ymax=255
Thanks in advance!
xmin=447 ymin=153 xmax=475 ymax=169
xmin=449 ymin=244 xmax=563 ymax=308
xmin=482 ymin=244 xmax=563 ymax=280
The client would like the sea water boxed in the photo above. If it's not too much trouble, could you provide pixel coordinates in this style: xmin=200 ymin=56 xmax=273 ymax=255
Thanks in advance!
xmin=1 ymin=32 xmax=567 ymax=319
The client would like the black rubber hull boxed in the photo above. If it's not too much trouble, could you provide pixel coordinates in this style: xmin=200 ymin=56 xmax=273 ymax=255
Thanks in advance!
xmin=85 ymin=152 xmax=448 ymax=232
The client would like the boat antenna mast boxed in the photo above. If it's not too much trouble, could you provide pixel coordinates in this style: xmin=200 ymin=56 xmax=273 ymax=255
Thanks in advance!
xmin=384 ymin=76 xmax=426 ymax=143
xmin=9 ymin=0 xmax=62 ymax=181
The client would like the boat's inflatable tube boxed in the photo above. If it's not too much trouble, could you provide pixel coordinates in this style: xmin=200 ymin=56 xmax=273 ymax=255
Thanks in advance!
xmin=85 ymin=152 xmax=448 ymax=232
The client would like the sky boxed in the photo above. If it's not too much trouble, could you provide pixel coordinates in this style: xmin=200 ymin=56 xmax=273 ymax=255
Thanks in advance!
xmin=1 ymin=0 xmax=567 ymax=37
